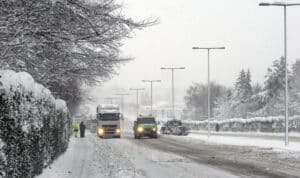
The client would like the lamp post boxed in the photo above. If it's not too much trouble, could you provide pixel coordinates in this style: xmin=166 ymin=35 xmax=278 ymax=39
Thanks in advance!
xmin=142 ymin=80 xmax=161 ymax=115
xmin=130 ymin=88 xmax=145 ymax=116
xmin=160 ymin=67 xmax=185 ymax=119
xmin=259 ymin=2 xmax=300 ymax=146
xmin=192 ymin=47 xmax=225 ymax=137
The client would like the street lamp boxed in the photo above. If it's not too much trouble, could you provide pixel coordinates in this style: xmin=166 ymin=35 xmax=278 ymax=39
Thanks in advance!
xmin=259 ymin=2 xmax=300 ymax=6
xmin=130 ymin=88 xmax=145 ymax=116
xmin=259 ymin=2 xmax=300 ymax=146
xmin=142 ymin=80 xmax=161 ymax=115
xmin=160 ymin=67 xmax=185 ymax=119
xmin=192 ymin=47 xmax=225 ymax=137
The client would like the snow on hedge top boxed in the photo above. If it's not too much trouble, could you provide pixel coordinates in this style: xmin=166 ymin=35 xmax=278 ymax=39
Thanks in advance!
xmin=0 ymin=70 xmax=55 ymax=103
xmin=0 ymin=138 xmax=6 ymax=162
xmin=55 ymin=99 xmax=68 ymax=113
xmin=0 ymin=138 xmax=4 ymax=151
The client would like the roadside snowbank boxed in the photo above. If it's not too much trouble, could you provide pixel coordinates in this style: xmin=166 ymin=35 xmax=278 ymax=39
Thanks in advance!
xmin=191 ymin=130 xmax=300 ymax=137
xmin=185 ymin=133 xmax=300 ymax=152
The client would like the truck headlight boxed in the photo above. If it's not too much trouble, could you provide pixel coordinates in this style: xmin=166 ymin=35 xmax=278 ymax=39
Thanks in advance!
xmin=116 ymin=128 xmax=121 ymax=134
xmin=98 ymin=128 xmax=104 ymax=135
xmin=152 ymin=128 xmax=157 ymax=132
xmin=137 ymin=127 xmax=144 ymax=133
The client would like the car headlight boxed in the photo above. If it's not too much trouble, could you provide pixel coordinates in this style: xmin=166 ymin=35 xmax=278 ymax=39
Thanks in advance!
xmin=152 ymin=128 xmax=157 ymax=132
xmin=137 ymin=127 xmax=144 ymax=133
xmin=116 ymin=128 xmax=121 ymax=134
xmin=98 ymin=128 xmax=104 ymax=135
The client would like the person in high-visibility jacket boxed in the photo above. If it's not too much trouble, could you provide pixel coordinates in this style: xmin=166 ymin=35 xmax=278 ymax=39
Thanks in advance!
xmin=73 ymin=121 xmax=79 ymax=138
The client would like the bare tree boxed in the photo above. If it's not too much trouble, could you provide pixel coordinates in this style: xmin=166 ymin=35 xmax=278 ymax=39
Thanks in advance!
xmin=0 ymin=0 xmax=156 ymax=113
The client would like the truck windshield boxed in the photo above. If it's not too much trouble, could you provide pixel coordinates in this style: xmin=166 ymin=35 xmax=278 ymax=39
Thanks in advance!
xmin=139 ymin=117 xmax=155 ymax=124
xmin=98 ymin=113 xmax=120 ymax=120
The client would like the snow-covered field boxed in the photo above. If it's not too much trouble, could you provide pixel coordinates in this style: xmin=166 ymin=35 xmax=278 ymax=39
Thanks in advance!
xmin=38 ymin=131 xmax=238 ymax=178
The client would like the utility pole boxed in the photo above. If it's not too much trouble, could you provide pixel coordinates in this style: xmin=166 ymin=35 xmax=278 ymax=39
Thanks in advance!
xmin=115 ymin=93 xmax=130 ymax=116
xmin=142 ymin=80 xmax=161 ymax=115
xmin=192 ymin=46 xmax=225 ymax=137
xmin=160 ymin=67 xmax=185 ymax=119
xmin=115 ymin=93 xmax=129 ymax=130
xmin=130 ymin=88 xmax=145 ymax=116
xmin=259 ymin=2 xmax=300 ymax=146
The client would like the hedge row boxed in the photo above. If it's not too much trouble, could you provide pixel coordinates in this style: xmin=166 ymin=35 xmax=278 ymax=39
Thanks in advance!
xmin=183 ymin=116 xmax=300 ymax=133
xmin=0 ymin=70 xmax=72 ymax=178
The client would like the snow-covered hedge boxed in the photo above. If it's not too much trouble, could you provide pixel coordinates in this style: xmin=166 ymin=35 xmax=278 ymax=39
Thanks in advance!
xmin=0 ymin=139 xmax=5 ymax=177
xmin=183 ymin=116 xmax=300 ymax=133
xmin=0 ymin=70 xmax=72 ymax=178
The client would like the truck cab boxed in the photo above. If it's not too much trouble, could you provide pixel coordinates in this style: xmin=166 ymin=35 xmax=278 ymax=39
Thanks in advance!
xmin=133 ymin=115 xmax=158 ymax=139
xmin=96 ymin=104 xmax=121 ymax=138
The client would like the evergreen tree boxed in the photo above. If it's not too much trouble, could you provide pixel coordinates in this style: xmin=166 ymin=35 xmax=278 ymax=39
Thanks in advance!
xmin=234 ymin=69 xmax=252 ymax=102
xmin=289 ymin=59 xmax=300 ymax=115
xmin=291 ymin=59 xmax=300 ymax=90
xmin=235 ymin=69 xmax=245 ymax=99
xmin=245 ymin=69 xmax=253 ymax=98
xmin=264 ymin=57 xmax=289 ymax=98
xmin=253 ymin=57 xmax=291 ymax=116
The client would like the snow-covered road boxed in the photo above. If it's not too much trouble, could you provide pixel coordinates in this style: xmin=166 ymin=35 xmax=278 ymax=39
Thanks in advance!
xmin=38 ymin=131 xmax=239 ymax=178
xmin=38 ymin=129 xmax=300 ymax=178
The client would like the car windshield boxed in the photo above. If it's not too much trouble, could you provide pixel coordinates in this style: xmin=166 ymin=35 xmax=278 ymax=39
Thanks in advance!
xmin=138 ymin=117 xmax=155 ymax=124
xmin=98 ymin=113 xmax=120 ymax=121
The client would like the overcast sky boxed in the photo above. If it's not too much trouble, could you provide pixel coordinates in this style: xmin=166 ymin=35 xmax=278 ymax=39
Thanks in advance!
xmin=87 ymin=0 xmax=300 ymax=106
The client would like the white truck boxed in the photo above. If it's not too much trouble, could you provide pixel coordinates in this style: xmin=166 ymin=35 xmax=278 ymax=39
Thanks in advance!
xmin=96 ymin=104 xmax=121 ymax=138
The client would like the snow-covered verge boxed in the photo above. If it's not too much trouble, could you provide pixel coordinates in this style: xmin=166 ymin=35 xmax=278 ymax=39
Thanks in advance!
xmin=184 ymin=116 xmax=300 ymax=132
xmin=0 ymin=70 xmax=72 ymax=178
xmin=184 ymin=133 xmax=300 ymax=153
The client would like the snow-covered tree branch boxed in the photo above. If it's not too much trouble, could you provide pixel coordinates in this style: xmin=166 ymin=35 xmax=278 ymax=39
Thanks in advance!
xmin=0 ymin=0 xmax=156 ymax=113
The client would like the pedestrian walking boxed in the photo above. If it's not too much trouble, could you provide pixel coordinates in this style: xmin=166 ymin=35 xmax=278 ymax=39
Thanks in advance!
xmin=215 ymin=123 xmax=220 ymax=132
xmin=73 ymin=120 xmax=79 ymax=138
xmin=80 ymin=121 xmax=86 ymax=138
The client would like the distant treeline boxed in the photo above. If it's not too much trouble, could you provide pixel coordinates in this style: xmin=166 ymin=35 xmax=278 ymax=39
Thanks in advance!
xmin=184 ymin=57 xmax=300 ymax=120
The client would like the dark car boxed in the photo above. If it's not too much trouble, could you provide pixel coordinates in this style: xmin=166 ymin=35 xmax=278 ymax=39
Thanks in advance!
xmin=160 ymin=120 xmax=189 ymax=135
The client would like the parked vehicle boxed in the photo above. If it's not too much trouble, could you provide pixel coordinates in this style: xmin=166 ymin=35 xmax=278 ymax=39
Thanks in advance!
xmin=160 ymin=120 xmax=189 ymax=135
xmin=96 ymin=104 xmax=121 ymax=138
xmin=133 ymin=115 xmax=158 ymax=139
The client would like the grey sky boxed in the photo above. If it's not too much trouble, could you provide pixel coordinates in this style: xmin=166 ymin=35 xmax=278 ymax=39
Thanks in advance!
xmin=87 ymin=0 xmax=300 ymax=106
